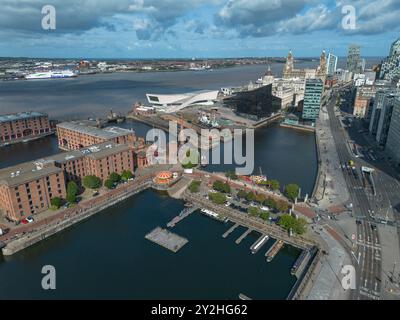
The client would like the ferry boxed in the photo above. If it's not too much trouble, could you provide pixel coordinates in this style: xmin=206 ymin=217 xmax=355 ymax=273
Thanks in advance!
xmin=25 ymin=70 xmax=78 ymax=80
xmin=200 ymin=209 xmax=227 ymax=222
xmin=251 ymin=235 xmax=269 ymax=254
xmin=265 ymin=240 xmax=284 ymax=262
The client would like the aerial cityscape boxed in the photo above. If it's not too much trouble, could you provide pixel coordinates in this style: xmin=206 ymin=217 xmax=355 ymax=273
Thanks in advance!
xmin=0 ymin=0 xmax=400 ymax=307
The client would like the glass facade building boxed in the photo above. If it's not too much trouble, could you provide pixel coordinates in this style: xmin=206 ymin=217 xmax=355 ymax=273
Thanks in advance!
xmin=302 ymin=79 xmax=324 ymax=121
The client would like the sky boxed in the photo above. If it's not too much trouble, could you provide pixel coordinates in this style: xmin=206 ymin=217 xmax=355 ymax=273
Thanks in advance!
xmin=0 ymin=0 xmax=399 ymax=59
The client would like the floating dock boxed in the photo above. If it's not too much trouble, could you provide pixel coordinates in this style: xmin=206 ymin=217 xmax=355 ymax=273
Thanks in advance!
xmin=167 ymin=205 xmax=199 ymax=228
xmin=265 ymin=240 xmax=284 ymax=262
xmin=250 ymin=234 xmax=269 ymax=254
xmin=235 ymin=228 xmax=252 ymax=245
xmin=145 ymin=227 xmax=188 ymax=253
xmin=291 ymin=250 xmax=310 ymax=278
xmin=222 ymin=223 xmax=239 ymax=238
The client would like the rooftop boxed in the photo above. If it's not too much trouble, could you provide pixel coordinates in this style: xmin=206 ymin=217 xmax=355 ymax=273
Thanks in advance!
xmin=0 ymin=141 xmax=132 ymax=187
xmin=0 ymin=111 xmax=48 ymax=124
xmin=57 ymin=121 xmax=134 ymax=140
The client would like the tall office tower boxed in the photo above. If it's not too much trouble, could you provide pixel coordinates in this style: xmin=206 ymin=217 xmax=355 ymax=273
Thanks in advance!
xmin=302 ymin=79 xmax=324 ymax=121
xmin=385 ymin=96 xmax=400 ymax=166
xmin=369 ymin=88 xmax=395 ymax=135
xmin=376 ymin=94 xmax=398 ymax=146
xmin=380 ymin=38 xmax=400 ymax=82
xmin=347 ymin=44 xmax=362 ymax=74
xmin=326 ymin=53 xmax=338 ymax=76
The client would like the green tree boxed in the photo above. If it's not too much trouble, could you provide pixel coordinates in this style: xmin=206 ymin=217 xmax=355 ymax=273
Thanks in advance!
xmin=109 ymin=172 xmax=121 ymax=184
xmin=213 ymin=180 xmax=231 ymax=194
xmin=285 ymin=184 xmax=300 ymax=202
xmin=208 ymin=192 xmax=227 ymax=205
xmin=246 ymin=191 xmax=256 ymax=202
xmin=260 ymin=210 xmax=270 ymax=221
xmin=121 ymin=170 xmax=134 ymax=181
xmin=276 ymin=200 xmax=289 ymax=213
xmin=248 ymin=206 xmax=260 ymax=217
xmin=278 ymin=214 xmax=308 ymax=235
xmin=189 ymin=180 xmax=201 ymax=193
xmin=255 ymin=193 xmax=267 ymax=204
xmin=237 ymin=189 xmax=247 ymax=199
xmin=268 ymin=179 xmax=280 ymax=191
xmin=83 ymin=175 xmax=102 ymax=190
xmin=66 ymin=181 xmax=79 ymax=203
xmin=265 ymin=198 xmax=277 ymax=210
xmin=50 ymin=197 xmax=62 ymax=209
xmin=104 ymin=179 xmax=114 ymax=190
xmin=225 ymin=170 xmax=238 ymax=180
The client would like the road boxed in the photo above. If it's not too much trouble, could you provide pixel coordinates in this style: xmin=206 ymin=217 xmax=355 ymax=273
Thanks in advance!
xmin=326 ymin=90 xmax=382 ymax=300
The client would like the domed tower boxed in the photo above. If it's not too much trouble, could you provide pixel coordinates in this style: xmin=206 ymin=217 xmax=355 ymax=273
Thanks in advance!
xmin=262 ymin=65 xmax=274 ymax=85
xmin=283 ymin=50 xmax=294 ymax=78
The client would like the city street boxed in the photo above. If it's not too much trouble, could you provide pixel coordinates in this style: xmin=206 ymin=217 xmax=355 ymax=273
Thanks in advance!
xmin=327 ymin=90 xmax=383 ymax=300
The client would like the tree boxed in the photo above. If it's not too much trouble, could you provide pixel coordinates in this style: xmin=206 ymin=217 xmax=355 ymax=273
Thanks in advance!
xmin=246 ymin=191 xmax=256 ymax=202
xmin=208 ymin=192 xmax=227 ymax=205
xmin=104 ymin=179 xmax=114 ymax=190
xmin=276 ymin=200 xmax=289 ymax=213
xmin=278 ymin=214 xmax=308 ymax=235
xmin=83 ymin=175 xmax=102 ymax=190
xmin=248 ymin=206 xmax=260 ymax=217
xmin=255 ymin=193 xmax=267 ymax=204
xmin=225 ymin=170 xmax=238 ymax=180
xmin=121 ymin=170 xmax=134 ymax=181
xmin=265 ymin=198 xmax=277 ymax=210
xmin=189 ymin=180 xmax=201 ymax=193
xmin=109 ymin=172 xmax=121 ymax=184
xmin=237 ymin=189 xmax=247 ymax=199
xmin=260 ymin=211 xmax=270 ymax=221
xmin=285 ymin=184 xmax=300 ymax=202
xmin=213 ymin=180 xmax=231 ymax=194
xmin=50 ymin=197 xmax=62 ymax=209
xmin=268 ymin=179 xmax=280 ymax=191
xmin=66 ymin=181 xmax=79 ymax=203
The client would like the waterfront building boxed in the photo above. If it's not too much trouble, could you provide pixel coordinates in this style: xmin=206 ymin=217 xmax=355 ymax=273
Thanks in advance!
xmin=273 ymin=78 xmax=305 ymax=107
xmin=326 ymin=53 xmax=338 ymax=76
xmin=57 ymin=121 xmax=136 ymax=150
xmin=282 ymin=50 xmax=326 ymax=81
xmin=223 ymin=84 xmax=280 ymax=120
xmin=385 ymin=97 xmax=400 ymax=166
xmin=146 ymin=90 xmax=219 ymax=113
xmin=376 ymin=94 xmax=398 ymax=146
xmin=380 ymin=38 xmax=400 ymax=82
xmin=347 ymin=44 xmax=363 ymax=74
xmin=0 ymin=111 xmax=51 ymax=145
xmin=301 ymin=79 xmax=324 ymax=121
xmin=0 ymin=141 xmax=148 ymax=222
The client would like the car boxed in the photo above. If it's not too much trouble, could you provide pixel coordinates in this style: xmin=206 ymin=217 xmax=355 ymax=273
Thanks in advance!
xmin=371 ymin=224 xmax=378 ymax=231
xmin=21 ymin=216 xmax=34 ymax=224
xmin=356 ymin=220 xmax=362 ymax=225
xmin=93 ymin=191 xmax=100 ymax=197
xmin=26 ymin=216 xmax=34 ymax=223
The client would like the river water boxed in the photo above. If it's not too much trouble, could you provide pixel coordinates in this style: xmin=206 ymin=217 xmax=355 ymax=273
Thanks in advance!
xmin=0 ymin=64 xmax=318 ymax=299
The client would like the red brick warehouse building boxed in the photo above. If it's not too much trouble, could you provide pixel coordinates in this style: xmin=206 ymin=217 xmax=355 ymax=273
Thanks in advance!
xmin=0 ymin=140 xmax=149 ymax=222
xmin=57 ymin=121 xmax=136 ymax=150
xmin=0 ymin=111 xmax=51 ymax=145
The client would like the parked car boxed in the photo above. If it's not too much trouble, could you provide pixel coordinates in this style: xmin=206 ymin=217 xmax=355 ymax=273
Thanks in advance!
xmin=21 ymin=216 xmax=34 ymax=224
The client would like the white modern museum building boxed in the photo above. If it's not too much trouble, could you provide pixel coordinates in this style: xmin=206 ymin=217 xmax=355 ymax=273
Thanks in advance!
xmin=146 ymin=90 xmax=219 ymax=113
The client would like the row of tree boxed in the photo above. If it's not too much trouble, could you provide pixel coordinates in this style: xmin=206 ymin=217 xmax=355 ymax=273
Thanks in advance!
xmin=50 ymin=170 xmax=134 ymax=209
xmin=236 ymin=190 xmax=289 ymax=213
